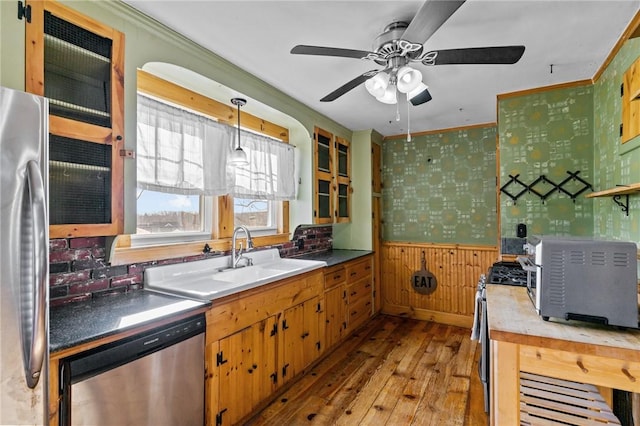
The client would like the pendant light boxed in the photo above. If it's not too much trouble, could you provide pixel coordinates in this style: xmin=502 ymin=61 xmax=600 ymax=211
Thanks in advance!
xmin=228 ymin=97 xmax=249 ymax=166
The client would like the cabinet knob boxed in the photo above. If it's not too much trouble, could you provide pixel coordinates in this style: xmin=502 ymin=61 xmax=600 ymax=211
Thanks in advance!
xmin=116 ymin=135 xmax=123 ymax=141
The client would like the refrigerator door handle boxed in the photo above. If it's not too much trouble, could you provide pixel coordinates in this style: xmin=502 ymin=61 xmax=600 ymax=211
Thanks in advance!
xmin=24 ymin=160 xmax=47 ymax=389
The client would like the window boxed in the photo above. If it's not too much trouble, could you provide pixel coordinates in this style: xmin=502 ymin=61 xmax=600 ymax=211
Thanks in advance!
xmin=137 ymin=190 xmax=202 ymax=234
xmin=133 ymin=71 xmax=295 ymax=249
xmin=234 ymin=198 xmax=277 ymax=233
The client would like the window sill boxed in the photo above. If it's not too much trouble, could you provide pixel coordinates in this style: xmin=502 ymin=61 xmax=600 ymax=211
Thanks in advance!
xmin=109 ymin=233 xmax=291 ymax=266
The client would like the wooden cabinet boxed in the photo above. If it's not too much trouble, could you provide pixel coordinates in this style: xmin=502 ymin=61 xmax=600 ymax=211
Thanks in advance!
xmin=208 ymin=317 xmax=278 ymax=426
xmin=622 ymin=55 xmax=640 ymax=143
xmin=345 ymin=256 xmax=374 ymax=333
xmin=280 ymin=296 xmax=324 ymax=385
xmin=313 ymin=127 xmax=351 ymax=223
xmin=323 ymin=256 xmax=373 ymax=349
xmin=323 ymin=264 xmax=348 ymax=349
xmin=205 ymin=270 xmax=324 ymax=426
xmin=205 ymin=258 xmax=372 ymax=425
xmin=26 ymin=0 xmax=125 ymax=237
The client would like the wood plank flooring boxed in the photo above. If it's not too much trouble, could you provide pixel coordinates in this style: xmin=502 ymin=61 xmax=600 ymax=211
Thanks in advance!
xmin=247 ymin=315 xmax=488 ymax=426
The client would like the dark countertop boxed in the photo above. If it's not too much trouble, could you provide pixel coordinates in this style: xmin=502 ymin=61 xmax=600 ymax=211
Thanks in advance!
xmin=50 ymin=250 xmax=370 ymax=353
xmin=294 ymin=249 xmax=373 ymax=267
xmin=50 ymin=290 xmax=209 ymax=353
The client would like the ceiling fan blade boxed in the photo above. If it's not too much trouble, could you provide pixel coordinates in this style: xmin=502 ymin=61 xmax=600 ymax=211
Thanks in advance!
xmin=320 ymin=70 xmax=379 ymax=102
xmin=427 ymin=46 xmax=526 ymax=65
xmin=401 ymin=0 xmax=465 ymax=44
xmin=291 ymin=45 xmax=373 ymax=59
xmin=410 ymin=87 xmax=433 ymax=106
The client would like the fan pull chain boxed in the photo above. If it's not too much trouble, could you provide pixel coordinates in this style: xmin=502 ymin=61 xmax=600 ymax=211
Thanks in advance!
xmin=395 ymin=101 xmax=400 ymax=122
xmin=407 ymin=95 xmax=412 ymax=142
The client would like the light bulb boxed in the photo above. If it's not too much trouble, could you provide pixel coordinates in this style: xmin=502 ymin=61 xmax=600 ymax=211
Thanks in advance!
xmin=376 ymin=84 xmax=397 ymax=104
xmin=228 ymin=147 xmax=248 ymax=166
xmin=365 ymin=72 xmax=389 ymax=98
xmin=396 ymin=66 xmax=422 ymax=93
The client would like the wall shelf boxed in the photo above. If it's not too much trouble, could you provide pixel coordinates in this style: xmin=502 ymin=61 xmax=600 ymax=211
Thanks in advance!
xmin=585 ymin=182 xmax=640 ymax=216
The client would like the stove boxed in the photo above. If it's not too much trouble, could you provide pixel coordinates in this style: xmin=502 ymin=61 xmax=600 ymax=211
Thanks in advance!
xmin=486 ymin=261 xmax=530 ymax=286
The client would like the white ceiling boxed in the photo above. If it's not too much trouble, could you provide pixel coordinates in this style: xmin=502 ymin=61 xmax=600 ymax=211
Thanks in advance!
xmin=123 ymin=0 xmax=639 ymax=137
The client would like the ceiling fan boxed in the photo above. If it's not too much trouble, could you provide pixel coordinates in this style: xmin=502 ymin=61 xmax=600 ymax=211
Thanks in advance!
xmin=290 ymin=0 xmax=525 ymax=106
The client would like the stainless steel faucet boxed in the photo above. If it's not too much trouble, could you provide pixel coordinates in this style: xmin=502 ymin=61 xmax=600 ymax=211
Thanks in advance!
xmin=231 ymin=225 xmax=254 ymax=268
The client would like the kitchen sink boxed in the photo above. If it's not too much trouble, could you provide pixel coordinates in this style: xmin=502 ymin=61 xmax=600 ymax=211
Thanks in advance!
xmin=144 ymin=249 xmax=327 ymax=301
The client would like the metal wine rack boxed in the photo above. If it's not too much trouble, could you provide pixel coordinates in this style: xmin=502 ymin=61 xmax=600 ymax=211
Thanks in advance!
xmin=500 ymin=170 xmax=592 ymax=204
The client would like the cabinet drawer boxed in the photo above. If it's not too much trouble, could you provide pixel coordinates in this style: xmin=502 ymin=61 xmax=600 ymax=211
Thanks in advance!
xmin=324 ymin=265 xmax=346 ymax=290
xmin=346 ymin=257 xmax=372 ymax=282
xmin=347 ymin=276 xmax=372 ymax=304
xmin=348 ymin=296 xmax=372 ymax=328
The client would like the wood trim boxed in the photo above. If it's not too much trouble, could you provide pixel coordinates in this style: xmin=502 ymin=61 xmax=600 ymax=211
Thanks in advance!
xmin=383 ymin=122 xmax=496 ymax=141
xmin=137 ymin=69 xmax=289 ymax=142
xmin=382 ymin=303 xmax=473 ymax=328
xmin=49 ymin=116 xmax=112 ymax=144
xmin=593 ymin=9 xmax=640 ymax=82
xmin=109 ymin=233 xmax=291 ymax=265
xmin=25 ymin=1 xmax=45 ymax=96
xmin=497 ymin=79 xmax=593 ymax=100
xmin=383 ymin=241 xmax=498 ymax=251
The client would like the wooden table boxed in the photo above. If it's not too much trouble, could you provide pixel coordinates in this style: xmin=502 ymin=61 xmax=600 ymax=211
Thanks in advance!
xmin=487 ymin=285 xmax=640 ymax=424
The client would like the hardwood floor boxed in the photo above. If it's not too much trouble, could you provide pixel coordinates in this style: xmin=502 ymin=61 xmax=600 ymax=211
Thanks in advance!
xmin=247 ymin=315 xmax=488 ymax=426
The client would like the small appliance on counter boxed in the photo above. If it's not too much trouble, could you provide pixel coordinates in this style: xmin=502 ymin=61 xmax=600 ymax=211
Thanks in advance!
xmin=518 ymin=236 xmax=638 ymax=329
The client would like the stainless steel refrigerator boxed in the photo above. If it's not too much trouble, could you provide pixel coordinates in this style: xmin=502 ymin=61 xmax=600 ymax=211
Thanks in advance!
xmin=0 ymin=86 xmax=49 ymax=425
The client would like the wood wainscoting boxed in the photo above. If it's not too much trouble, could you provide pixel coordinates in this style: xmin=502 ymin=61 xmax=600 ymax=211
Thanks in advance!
xmin=381 ymin=242 xmax=498 ymax=328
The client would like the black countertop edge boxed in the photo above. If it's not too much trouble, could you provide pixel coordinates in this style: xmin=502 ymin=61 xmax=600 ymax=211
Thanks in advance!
xmin=293 ymin=249 xmax=373 ymax=267
xmin=49 ymin=290 xmax=209 ymax=353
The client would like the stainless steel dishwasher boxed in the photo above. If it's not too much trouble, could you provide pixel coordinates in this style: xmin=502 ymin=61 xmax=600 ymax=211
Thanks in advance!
xmin=59 ymin=314 xmax=205 ymax=426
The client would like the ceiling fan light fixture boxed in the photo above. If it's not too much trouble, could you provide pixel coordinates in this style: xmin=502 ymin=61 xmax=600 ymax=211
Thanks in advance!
xmin=396 ymin=66 xmax=422 ymax=93
xmin=365 ymin=72 xmax=389 ymax=98
xmin=376 ymin=84 xmax=397 ymax=104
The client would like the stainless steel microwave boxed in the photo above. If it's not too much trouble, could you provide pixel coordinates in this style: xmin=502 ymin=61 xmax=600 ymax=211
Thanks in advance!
xmin=518 ymin=236 xmax=638 ymax=329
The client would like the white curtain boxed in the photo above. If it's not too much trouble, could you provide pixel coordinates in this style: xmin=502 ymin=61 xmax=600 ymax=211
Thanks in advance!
xmin=137 ymin=94 xmax=296 ymax=200
xmin=229 ymin=130 xmax=296 ymax=200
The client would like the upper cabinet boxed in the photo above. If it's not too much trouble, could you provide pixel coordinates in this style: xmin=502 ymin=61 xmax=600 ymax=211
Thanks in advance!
xmin=313 ymin=127 xmax=351 ymax=224
xmin=621 ymin=55 xmax=640 ymax=143
xmin=25 ymin=0 xmax=125 ymax=238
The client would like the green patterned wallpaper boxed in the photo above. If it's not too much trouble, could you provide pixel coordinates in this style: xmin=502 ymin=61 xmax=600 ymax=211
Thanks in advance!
xmin=498 ymin=85 xmax=595 ymax=238
xmin=593 ymin=37 xmax=640 ymax=242
xmin=382 ymin=36 xmax=639 ymax=246
xmin=382 ymin=127 xmax=497 ymax=244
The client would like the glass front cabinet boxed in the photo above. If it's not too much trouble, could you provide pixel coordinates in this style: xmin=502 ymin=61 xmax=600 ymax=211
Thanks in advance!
xmin=26 ymin=0 xmax=125 ymax=238
xmin=313 ymin=127 xmax=351 ymax=224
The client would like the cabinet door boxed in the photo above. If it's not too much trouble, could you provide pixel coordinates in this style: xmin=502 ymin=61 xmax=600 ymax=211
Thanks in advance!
xmin=281 ymin=296 xmax=322 ymax=385
xmin=335 ymin=137 xmax=351 ymax=223
xmin=314 ymin=127 xmax=334 ymax=223
xmin=211 ymin=317 xmax=277 ymax=426
xmin=324 ymin=284 xmax=347 ymax=349
xmin=26 ymin=0 xmax=124 ymax=237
